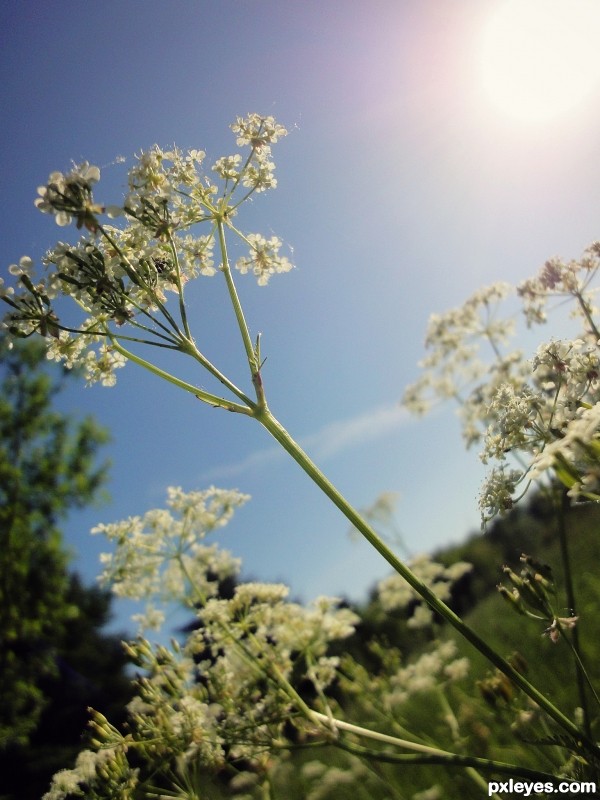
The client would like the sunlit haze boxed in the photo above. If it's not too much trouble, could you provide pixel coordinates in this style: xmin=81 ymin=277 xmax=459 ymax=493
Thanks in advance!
xmin=480 ymin=0 xmax=600 ymax=123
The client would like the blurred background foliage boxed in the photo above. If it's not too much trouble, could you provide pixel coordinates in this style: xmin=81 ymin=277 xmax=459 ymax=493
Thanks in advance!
xmin=0 ymin=336 xmax=132 ymax=800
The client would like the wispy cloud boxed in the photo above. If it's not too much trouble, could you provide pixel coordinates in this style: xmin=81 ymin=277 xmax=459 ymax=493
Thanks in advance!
xmin=302 ymin=404 xmax=410 ymax=461
xmin=198 ymin=444 xmax=283 ymax=482
xmin=198 ymin=403 xmax=411 ymax=482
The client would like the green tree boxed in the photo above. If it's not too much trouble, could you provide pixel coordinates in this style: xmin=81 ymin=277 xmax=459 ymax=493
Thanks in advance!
xmin=0 ymin=334 xmax=109 ymax=747
xmin=1 ymin=575 xmax=133 ymax=800
xmin=0 ymin=334 xmax=132 ymax=799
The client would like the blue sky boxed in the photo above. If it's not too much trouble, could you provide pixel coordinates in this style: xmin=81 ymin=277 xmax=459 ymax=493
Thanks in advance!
xmin=3 ymin=1 xmax=600 ymax=635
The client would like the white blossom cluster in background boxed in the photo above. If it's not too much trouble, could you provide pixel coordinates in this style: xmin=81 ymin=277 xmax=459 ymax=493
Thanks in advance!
xmin=402 ymin=243 xmax=600 ymax=520
xmin=92 ymin=486 xmax=249 ymax=629
xmin=41 ymin=486 xmax=478 ymax=800
xmin=187 ymin=587 xmax=359 ymax=761
xmin=43 ymin=485 xmax=475 ymax=800
xmin=44 ymin=486 xmax=360 ymax=799
xmin=0 ymin=115 xmax=292 ymax=388
xmin=377 ymin=554 xmax=473 ymax=629
xmin=385 ymin=640 xmax=470 ymax=708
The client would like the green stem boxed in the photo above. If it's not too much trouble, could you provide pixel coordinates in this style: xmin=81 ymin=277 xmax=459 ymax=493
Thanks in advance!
xmin=562 ymin=623 xmax=600 ymax=712
xmin=255 ymin=406 xmax=595 ymax=751
xmin=310 ymin=710 xmax=456 ymax=756
xmin=167 ymin=232 xmax=193 ymax=340
xmin=181 ymin=338 xmax=256 ymax=408
xmin=100 ymin=328 xmax=181 ymax=350
xmin=573 ymin=290 xmax=600 ymax=340
xmin=437 ymin=686 xmax=460 ymax=743
xmin=216 ymin=219 xmax=265 ymax=406
xmin=556 ymin=490 xmax=591 ymax=738
xmin=124 ymin=318 xmax=181 ymax=347
xmin=109 ymin=338 xmax=253 ymax=415
xmin=216 ymin=219 xmax=255 ymax=363
xmin=331 ymin=737 xmax=562 ymax=783
xmin=466 ymin=768 xmax=502 ymax=800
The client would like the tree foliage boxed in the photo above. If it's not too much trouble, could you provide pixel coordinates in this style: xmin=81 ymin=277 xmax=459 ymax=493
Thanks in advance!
xmin=0 ymin=334 xmax=109 ymax=747
xmin=0 ymin=334 xmax=133 ymax=799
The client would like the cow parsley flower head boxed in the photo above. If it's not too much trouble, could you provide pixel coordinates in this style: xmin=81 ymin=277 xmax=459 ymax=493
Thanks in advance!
xmin=212 ymin=153 xmax=243 ymax=180
xmin=377 ymin=555 xmax=472 ymax=629
xmin=181 ymin=583 xmax=358 ymax=762
xmin=35 ymin=162 xmax=102 ymax=229
xmin=529 ymin=401 xmax=600 ymax=499
xmin=405 ymin=243 xmax=600 ymax=520
xmin=479 ymin=467 xmax=523 ymax=522
xmin=92 ymin=486 xmax=249 ymax=628
xmin=42 ymin=745 xmax=137 ymax=800
xmin=83 ymin=344 xmax=127 ymax=386
xmin=236 ymin=233 xmax=293 ymax=285
xmin=386 ymin=640 xmax=469 ymax=708
xmin=2 ymin=114 xmax=294 ymax=394
xmin=231 ymin=113 xmax=288 ymax=147
xmin=480 ymin=383 xmax=544 ymax=464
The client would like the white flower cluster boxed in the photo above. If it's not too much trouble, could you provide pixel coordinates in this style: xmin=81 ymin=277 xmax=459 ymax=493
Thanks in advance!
xmin=92 ymin=486 xmax=249 ymax=624
xmin=302 ymin=760 xmax=369 ymax=800
xmin=45 ymin=484 xmax=361 ymax=796
xmin=236 ymin=233 xmax=293 ymax=286
xmin=530 ymin=402 xmax=600 ymax=500
xmin=34 ymin=162 xmax=103 ymax=228
xmin=517 ymin=243 xmax=600 ymax=327
xmin=481 ymin=383 xmax=544 ymax=463
xmin=122 ymin=639 xmax=227 ymax=769
xmin=1 ymin=115 xmax=292 ymax=387
xmin=478 ymin=466 xmax=524 ymax=520
xmin=377 ymin=555 xmax=472 ymax=629
xmin=402 ymin=282 xmax=522 ymax=446
xmin=385 ymin=640 xmax=470 ymax=708
xmin=231 ymin=113 xmax=288 ymax=147
xmin=187 ymin=587 xmax=359 ymax=761
xmin=43 ymin=733 xmax=137 ymax=800
xmin=403 ymin=243 xmax=600 ymax=519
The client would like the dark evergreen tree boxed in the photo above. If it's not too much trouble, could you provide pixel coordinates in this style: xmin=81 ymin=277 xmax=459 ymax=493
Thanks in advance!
xmin=0 ymin=335 xmax=132 ymax=800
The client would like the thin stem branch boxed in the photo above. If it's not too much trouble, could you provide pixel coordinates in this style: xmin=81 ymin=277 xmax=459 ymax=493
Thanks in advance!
xmin=216 ymin=219 xmax=265 ymax=407
xmin=124 ymin=318 xmax=182 ymax=346
xmin=97 ymin=223 xmax=183 ymax=337
xmin=556 ymin=489 xmax=591 ymax=738
xmin=216 ymin=219 xmax=255 ymax=365
xmin=466 ymin=768 xmax=503 ymax=800
xmin=310 ymin=710 xmax=454 ymax=756
xmin=573 ymin=290 xmax=600 ymax=340
xmin=329 ymin=733 xmax=562 ymax=784
xmin=109 ymin=337 xmax=254 ymax=414
xmin=181 ymin=338 xmax=256 ymax=408
xmin=167 ymin=232 xmax=193 ymax=340
xmin=563 ymin=631 xmax=600 ymax=712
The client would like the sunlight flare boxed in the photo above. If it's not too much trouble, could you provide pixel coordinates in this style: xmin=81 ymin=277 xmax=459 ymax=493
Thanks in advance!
xmin=480 ymin=0 xmax=600 ymax=123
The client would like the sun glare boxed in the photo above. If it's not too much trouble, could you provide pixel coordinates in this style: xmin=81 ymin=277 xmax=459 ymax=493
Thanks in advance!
xmin=481 ymin=0 xmax=600 ymax=123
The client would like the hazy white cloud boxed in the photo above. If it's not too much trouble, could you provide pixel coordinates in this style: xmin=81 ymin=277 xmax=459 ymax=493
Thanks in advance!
xmin=302 ymin=404 xmax=410 ymax=461
xmin=199 ymin=404 xmax=411 ymax=482
xmin=198 ymin=443 xmax=282 ymax=482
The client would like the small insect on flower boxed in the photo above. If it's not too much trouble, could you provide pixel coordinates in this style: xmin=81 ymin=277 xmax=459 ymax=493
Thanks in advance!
xmin=38 ymin=311 xmax=61 ymax=339
xmin=544 ymin=615 xmax=579 ymax=644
